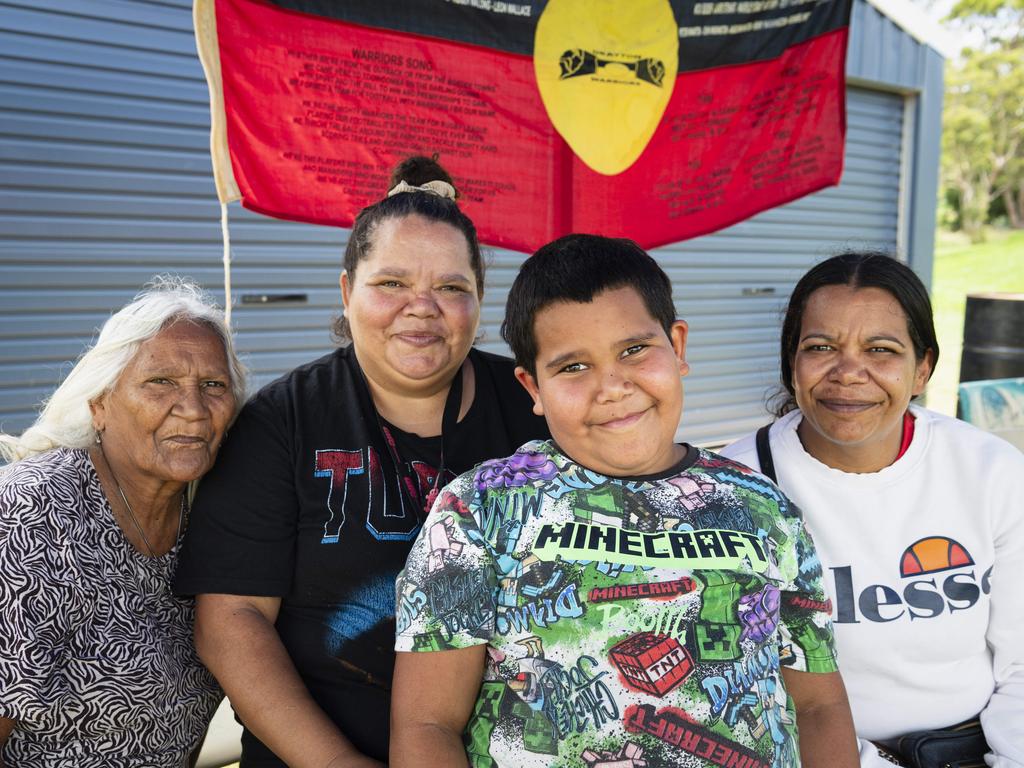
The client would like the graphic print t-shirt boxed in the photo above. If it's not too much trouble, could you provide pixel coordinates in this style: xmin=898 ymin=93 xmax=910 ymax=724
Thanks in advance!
xmin=0 ymin=449 xmax=220 ymax=767
xmin=395 ymin=441 xmax=837 ymax=768
xmin=174 ymin=346 xmax=547 ymax=762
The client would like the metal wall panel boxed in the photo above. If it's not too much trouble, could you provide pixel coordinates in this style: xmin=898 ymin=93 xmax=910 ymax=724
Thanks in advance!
xmin=0 ymin=0 xmax=919 ymax=450
xmin=0 ymin=0 xmax=349 ymax=433
xmin=848 ymin=0 xmax=930 ymax=92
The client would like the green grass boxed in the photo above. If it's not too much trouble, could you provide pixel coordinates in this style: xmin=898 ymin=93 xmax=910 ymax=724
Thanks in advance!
xmin=927 ymin=228 xmax=1024 ymax=415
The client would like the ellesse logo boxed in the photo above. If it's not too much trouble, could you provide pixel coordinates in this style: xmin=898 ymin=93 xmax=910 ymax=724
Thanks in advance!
xmin=830 ymin=536 xmax=991 ymax=624
xmin=899 ymin=536 xmax=974 ymax=577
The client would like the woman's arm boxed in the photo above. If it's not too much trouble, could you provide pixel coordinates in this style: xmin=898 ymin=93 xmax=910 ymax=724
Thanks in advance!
xmin=390 ymin=646 xmax=486 ymax=768
xmin=977 ymin=439 xmax=1024 ymax=768
xmin=195 ymin=594 xmax=382 ymax=768
xmin=0 ymin=717 xmax=14 ymax=767
xmin=981 ymin=680 xmax=1024 ymax=768
xmin=782 ymin=668 xmax=859 ymax=768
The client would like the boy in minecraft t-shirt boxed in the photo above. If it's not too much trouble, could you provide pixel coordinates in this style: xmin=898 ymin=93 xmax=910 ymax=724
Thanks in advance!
xmin=391 ymin=235 xmax=858 ymax=768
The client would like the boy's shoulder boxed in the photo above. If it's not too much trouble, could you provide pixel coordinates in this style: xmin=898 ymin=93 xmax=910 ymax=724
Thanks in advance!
xmin=447 ymin=438 xmax=559 ymax=489
xmin=447 ymin=443 xmax=776 ymax=492
xmin=692 ymin=446 xmax=775 ymax=480
xmin=685 ymin=447 xmax=803 ymax=532
xmin=646 ymin=445 xmax=785 ymax=492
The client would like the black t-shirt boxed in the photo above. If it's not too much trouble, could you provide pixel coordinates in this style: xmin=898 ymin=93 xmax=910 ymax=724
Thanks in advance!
xmin=174 ymin=346 xmax=547 ymax=765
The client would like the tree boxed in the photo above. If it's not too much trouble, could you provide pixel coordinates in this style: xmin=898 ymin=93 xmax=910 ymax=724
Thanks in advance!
xmin=940 ymin=0 xmax=1024 ymax=238
xmin=943 ymin=92 xmax=993 ymax=239
xmin=943 ymin=46 xmax=1024 ymax=237
xmin=948 ymin=0 xmax=1023 ymax=46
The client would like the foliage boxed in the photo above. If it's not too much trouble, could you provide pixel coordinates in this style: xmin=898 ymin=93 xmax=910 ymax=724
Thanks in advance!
xmin=948 ymin=0 xmax=1023 ymax=45
xmin=940 ymin=0 xmax=1024 ymax=240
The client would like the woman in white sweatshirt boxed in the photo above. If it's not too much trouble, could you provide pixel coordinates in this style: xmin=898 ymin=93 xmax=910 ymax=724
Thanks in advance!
xmin=722 ymin=252 xmax=1023 ymax=768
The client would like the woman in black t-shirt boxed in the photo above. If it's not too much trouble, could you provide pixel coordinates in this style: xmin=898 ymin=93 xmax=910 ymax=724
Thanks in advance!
xmin=175 ymin=157 xmax=548 ymax=767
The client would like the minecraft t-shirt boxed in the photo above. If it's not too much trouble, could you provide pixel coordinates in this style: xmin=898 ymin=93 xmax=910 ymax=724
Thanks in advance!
xmin=395 ymin=441 xmax=837 ymax=768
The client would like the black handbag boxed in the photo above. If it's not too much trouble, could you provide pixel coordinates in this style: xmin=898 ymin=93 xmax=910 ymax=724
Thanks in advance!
xmin=895 ymin=718 xmax=989 ymax=768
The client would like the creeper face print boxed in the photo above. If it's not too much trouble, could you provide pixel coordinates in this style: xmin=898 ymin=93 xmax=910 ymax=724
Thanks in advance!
xmin=695 ymin=571 xmax=743 ymax=662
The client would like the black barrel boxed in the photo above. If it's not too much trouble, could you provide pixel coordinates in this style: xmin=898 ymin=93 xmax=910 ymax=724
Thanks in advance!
xmin=959 ymin=292 xmax=1024 ymax=383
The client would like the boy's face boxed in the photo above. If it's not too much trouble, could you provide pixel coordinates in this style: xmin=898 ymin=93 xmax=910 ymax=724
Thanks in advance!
xmin=515 ymin=286 xmax=689 ymax=477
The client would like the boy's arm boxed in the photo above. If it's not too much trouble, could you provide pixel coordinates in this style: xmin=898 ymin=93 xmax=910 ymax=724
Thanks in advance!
xmin=390 ymin=646 xmax=487 ymax=768
xmin=781 ymin=668 xmax=859 ymax=768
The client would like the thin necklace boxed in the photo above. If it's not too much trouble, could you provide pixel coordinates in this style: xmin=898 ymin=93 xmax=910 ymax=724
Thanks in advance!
xmin=115 ymin=482 xmax=157 ymax=557
xmin=102 ymin=449 xmax=185 ymax=558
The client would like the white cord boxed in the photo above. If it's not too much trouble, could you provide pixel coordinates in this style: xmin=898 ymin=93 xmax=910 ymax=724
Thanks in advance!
xmin=220 ymin=202 xmax=233 ymax=327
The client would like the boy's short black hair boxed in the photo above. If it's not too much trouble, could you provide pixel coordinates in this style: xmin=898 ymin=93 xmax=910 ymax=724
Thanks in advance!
xmin=501 ymin=234 xmax=677 ymax=375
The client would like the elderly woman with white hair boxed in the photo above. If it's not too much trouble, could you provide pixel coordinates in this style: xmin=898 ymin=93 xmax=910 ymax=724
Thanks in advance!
xmin=0 ymin=278 xmax=245 ymax=767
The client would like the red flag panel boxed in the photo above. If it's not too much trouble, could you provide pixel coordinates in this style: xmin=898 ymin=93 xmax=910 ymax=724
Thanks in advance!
xmin=202 ymin=0 xmax=850 ymax=252
xmin=571 ymin=30 xmax=848 ymax=249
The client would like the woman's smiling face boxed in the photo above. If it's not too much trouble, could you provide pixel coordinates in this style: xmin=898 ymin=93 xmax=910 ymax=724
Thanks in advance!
xmin=341 ymin=214 xmax=481 ymax=398
xmin=792 ymin=284 xmax=933 ymax=472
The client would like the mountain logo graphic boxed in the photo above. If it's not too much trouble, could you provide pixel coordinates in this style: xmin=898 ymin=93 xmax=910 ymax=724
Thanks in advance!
xmin=899 ymin=536 xmax=974 ymax=578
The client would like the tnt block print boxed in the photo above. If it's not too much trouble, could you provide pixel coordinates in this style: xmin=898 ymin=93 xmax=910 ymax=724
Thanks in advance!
xmin=610 ymin=632 xmax=694 ymax=697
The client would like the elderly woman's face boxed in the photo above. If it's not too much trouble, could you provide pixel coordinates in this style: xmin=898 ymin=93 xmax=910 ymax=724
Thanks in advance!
xmin=91 ymin=321 xmax=236 ymax=486
xmin=341 ymin=214 xmax=481 ymax=395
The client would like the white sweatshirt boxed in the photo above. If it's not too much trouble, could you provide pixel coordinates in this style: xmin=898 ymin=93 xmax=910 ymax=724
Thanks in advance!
xmin=722 ymin=405 xmax=1024 ymax=768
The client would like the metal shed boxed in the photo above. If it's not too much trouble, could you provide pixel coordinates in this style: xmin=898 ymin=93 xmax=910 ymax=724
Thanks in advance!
xmin=0 ymin=0 xmax=949 ymax=446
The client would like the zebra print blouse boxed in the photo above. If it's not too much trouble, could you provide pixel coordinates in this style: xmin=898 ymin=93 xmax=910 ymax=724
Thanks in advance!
xmin=0 ymin=448 xmax=221 ymax=767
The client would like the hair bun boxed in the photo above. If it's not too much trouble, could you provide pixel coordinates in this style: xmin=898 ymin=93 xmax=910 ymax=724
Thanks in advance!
xmin=388 ymin=154 xmax=458 ymax=199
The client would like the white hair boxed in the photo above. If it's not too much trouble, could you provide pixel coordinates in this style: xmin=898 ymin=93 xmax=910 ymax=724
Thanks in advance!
xmin=0 ymin=276 xmax=247 ymax=463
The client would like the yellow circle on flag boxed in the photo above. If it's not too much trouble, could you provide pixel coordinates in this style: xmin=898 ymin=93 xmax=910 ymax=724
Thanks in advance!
xmin=534 ymin=0 xmax=679 ymax=176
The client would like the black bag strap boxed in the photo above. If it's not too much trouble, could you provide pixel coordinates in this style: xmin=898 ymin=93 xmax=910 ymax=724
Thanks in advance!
xmin=755 ymin=423 xmax=778 ymax=483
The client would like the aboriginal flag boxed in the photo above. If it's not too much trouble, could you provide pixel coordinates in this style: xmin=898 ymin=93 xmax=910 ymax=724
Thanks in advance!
xmin=197 ymin=0 xmax=852 ymax=253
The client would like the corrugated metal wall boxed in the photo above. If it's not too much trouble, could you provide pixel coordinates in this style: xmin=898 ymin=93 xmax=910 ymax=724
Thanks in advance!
xmin=1 ymin=0 xmax=923 ymax=446
xmin=0 ymin=0 xmax=347 ymax=433
xmin=850 ymin=0 xmax=935 ymax=92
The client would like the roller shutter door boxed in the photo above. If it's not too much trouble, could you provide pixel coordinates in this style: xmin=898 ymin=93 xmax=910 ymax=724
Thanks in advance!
xmin=0 ymin=0 xmax=346 ymax=432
